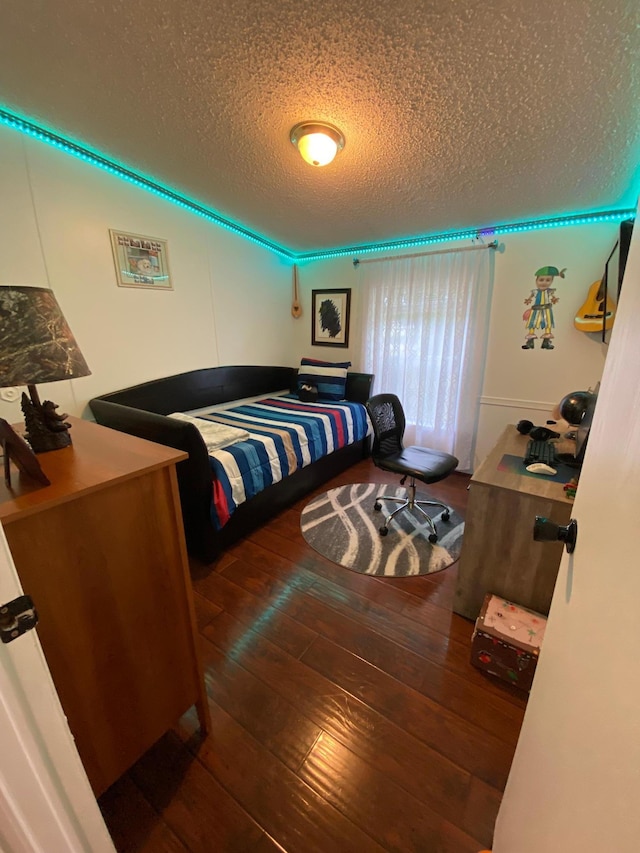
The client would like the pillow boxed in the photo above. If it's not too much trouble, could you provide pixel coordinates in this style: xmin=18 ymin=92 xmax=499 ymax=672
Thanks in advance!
xmin=298 ymin=383 xmax=319 ymax=403
xmin=298 ymin=357 xmax=351 ymax=401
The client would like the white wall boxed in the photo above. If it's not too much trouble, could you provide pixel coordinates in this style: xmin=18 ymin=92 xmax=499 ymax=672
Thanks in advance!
xmin=0 ymin=124 xmax=294 ymax=424
xmin=0 ymin=121 xmax=624 ymax=466
xmin=290 ymin=257 xmax=364 ymax=370
xmin=292 ymin=225 xmax=620 ymax=466
xmin=478 ymin=224 xmax=616 ymax=463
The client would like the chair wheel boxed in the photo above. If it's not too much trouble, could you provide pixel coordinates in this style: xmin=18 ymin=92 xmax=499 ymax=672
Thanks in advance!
xmin=428 ymin=533 xmax=438 ymax=544
xmin=374 ymin=502 xmax=382 ymax=511
xmin=442 ymin=510 xmax=450 ymax=522
xmin=379 ymin=526 xmax=388 ymax=536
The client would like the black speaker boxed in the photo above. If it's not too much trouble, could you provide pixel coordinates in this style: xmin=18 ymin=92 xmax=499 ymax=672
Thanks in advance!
xmin=516 ymin=420 xmax=559 ymax=441
xmin=529 ymin=426 xmax=560 ymax=441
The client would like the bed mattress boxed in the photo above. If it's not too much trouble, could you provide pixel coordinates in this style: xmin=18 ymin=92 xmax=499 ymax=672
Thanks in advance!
xmin=195 ymin=394 xmax=370 ymax=528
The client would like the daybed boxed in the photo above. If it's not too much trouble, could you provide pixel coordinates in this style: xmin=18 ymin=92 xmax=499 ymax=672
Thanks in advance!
xmin=89 ymin=365 xmax=374 ymax=562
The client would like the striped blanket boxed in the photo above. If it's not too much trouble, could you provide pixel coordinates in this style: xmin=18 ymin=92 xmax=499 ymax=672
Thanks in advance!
xmin=195 ymin=395 xmax=370 ymax=529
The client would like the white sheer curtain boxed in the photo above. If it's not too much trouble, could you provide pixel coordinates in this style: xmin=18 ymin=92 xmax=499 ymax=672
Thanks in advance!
xmin=359 ymin=247 xmax=493 ymax=471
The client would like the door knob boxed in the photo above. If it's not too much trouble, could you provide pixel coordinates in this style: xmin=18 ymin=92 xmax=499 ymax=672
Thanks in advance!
xmin=533 ymin=516 xmax=578 ymax=554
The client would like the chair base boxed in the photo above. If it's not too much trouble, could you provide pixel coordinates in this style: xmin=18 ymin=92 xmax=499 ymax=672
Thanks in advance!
xmin=374 ymin=478 xmax=451 ymax=542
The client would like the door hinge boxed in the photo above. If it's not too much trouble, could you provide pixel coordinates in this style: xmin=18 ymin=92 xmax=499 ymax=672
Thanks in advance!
xmin=0 ymin=595 xmax=38 ymax=643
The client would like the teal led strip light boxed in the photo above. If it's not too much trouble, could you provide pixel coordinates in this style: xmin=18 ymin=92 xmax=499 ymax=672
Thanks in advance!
xmin=0 ymin=107 xmax=295 ymax=260
xmin=298 ymin=210 xmax=636 ymax=263
xmin=1 ymin=107 xmax=634 ymax=264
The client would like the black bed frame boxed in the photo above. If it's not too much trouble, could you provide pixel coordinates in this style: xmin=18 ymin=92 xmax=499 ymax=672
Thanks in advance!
xmin=89 ymin=365 xmax=374 ymax=563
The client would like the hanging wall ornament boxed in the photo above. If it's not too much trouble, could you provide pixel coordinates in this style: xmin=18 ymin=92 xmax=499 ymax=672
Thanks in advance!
xmin=291 ymin=265 xmax=302 ymax=319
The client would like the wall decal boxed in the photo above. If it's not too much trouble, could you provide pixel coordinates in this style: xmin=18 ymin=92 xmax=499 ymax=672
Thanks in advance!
xmin=521 ymin=265 xmax=566 ymax=350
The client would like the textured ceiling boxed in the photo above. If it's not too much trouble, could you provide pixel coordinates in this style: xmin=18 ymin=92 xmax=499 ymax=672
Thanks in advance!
xmin=1 ymin=0 xmax=639 ymax=254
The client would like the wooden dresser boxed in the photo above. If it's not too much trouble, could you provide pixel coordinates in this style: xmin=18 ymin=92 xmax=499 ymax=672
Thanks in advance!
xmin=0 ymin=417 xmax=209 ymax=796
xmin=454 ymin=425 xmax=574 ymax=621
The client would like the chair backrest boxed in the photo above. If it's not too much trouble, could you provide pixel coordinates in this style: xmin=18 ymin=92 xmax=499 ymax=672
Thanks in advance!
xmin=365 ymin=393 xmax=406 ymax=461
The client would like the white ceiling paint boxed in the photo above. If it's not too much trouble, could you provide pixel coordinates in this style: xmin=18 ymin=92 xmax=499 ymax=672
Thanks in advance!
xmin=1 ymin=0 xmax=638 ymax=253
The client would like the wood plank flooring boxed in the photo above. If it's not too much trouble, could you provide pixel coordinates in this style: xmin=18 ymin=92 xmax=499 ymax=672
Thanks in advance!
xmin=99 ymin=460 xmax=527 ymax=852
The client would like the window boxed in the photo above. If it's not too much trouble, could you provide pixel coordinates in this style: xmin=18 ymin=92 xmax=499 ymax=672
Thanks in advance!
xmin=358 ymin=247 xmax=493 ymax=470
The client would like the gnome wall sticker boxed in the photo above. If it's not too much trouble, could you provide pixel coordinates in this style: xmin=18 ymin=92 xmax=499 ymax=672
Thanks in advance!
xmin=521 ymin=265 xmax=566 ymax=350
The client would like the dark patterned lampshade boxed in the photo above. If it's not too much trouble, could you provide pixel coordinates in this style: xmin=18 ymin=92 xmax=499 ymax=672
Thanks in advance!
xmin=0 ymin=286 xmax=90 ymax=385
xmin=0 ymin=286 xmax=91 ymax=452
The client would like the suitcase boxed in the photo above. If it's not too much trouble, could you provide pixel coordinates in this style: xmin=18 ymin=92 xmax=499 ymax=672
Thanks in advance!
xmin=471 ymin=593 xmax=547 ymax=691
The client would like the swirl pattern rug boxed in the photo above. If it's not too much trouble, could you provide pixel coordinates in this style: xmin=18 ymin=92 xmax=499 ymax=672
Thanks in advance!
xmin=300 ymin=483 xmax=465 ymax=577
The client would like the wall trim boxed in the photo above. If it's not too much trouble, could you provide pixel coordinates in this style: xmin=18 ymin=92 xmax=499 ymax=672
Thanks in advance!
xmin=480 ymin=395 xmax=556 ymax=412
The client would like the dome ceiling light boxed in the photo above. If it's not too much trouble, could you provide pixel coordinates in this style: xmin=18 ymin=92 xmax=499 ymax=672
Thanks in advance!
xmin=290 ymin=121 xmax=345 ymax=167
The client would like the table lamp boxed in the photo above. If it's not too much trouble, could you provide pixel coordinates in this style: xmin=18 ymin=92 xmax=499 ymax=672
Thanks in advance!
xmin=0 ymin=285 xmax=91 ymax=453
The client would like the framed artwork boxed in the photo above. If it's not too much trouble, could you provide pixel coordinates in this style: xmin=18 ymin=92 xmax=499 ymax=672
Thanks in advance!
xmin=109 ymin=229 xmax=173 ymax=289
xmin=0 ymin=419 xmax=50 ymax=488
xmin=311 ymin=288 xmax=351 ymax=348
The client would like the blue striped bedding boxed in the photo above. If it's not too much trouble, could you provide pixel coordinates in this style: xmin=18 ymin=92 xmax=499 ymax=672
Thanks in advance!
xmin=195 ymin=394 xmax=370 ymax=529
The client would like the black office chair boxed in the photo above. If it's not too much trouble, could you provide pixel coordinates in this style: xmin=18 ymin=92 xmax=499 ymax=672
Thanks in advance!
xmin=365 ymin=393 xmax=459 ymax=542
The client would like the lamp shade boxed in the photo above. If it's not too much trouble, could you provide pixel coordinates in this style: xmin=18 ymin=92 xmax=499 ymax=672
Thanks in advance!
xmin=297 ymin=132 xmax=338 ymax=167
xmin=0 ymin=286 xmax=91 ymax=387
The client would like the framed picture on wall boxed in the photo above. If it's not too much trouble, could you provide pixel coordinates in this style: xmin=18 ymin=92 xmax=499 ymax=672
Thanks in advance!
xmin=109 ymin=229 xmax=173 ymax=290
xmin=311 ymin=288 xmax=351 ymax=348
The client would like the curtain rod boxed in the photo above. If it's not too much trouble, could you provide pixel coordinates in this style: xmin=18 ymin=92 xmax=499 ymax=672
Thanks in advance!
xmin=353 ymin=239 xmax=498 ymax=267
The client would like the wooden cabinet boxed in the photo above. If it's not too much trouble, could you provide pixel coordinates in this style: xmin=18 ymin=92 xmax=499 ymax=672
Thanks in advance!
xmin=454 ymin=425 xmax=573 ymax=621
xmin=0 ymin=417 xmax=209 ymax=796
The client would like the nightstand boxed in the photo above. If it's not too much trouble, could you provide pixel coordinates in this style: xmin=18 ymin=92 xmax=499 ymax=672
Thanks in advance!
xmin=0 ymin=417 xmax=209 ymax=796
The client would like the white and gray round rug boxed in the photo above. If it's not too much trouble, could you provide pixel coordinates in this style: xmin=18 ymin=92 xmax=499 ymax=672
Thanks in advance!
xmin=300 ymin=483 xmax=465 ymax=577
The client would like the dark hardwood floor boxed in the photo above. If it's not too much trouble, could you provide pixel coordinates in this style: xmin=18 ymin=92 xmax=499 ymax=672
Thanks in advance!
xmin=99 ymin=460 xmax=527 ymax=852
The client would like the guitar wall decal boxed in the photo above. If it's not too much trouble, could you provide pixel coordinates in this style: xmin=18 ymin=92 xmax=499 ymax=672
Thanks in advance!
xmin=291 ymin=264 xmax=302 ymax=319
xmin=574 ymin=278 xmax=616 ymax=333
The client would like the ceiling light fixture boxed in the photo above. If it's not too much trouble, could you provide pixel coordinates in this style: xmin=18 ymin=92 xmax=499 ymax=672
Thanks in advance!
xmin=290 ymin=121 xmax=345 ymax=167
